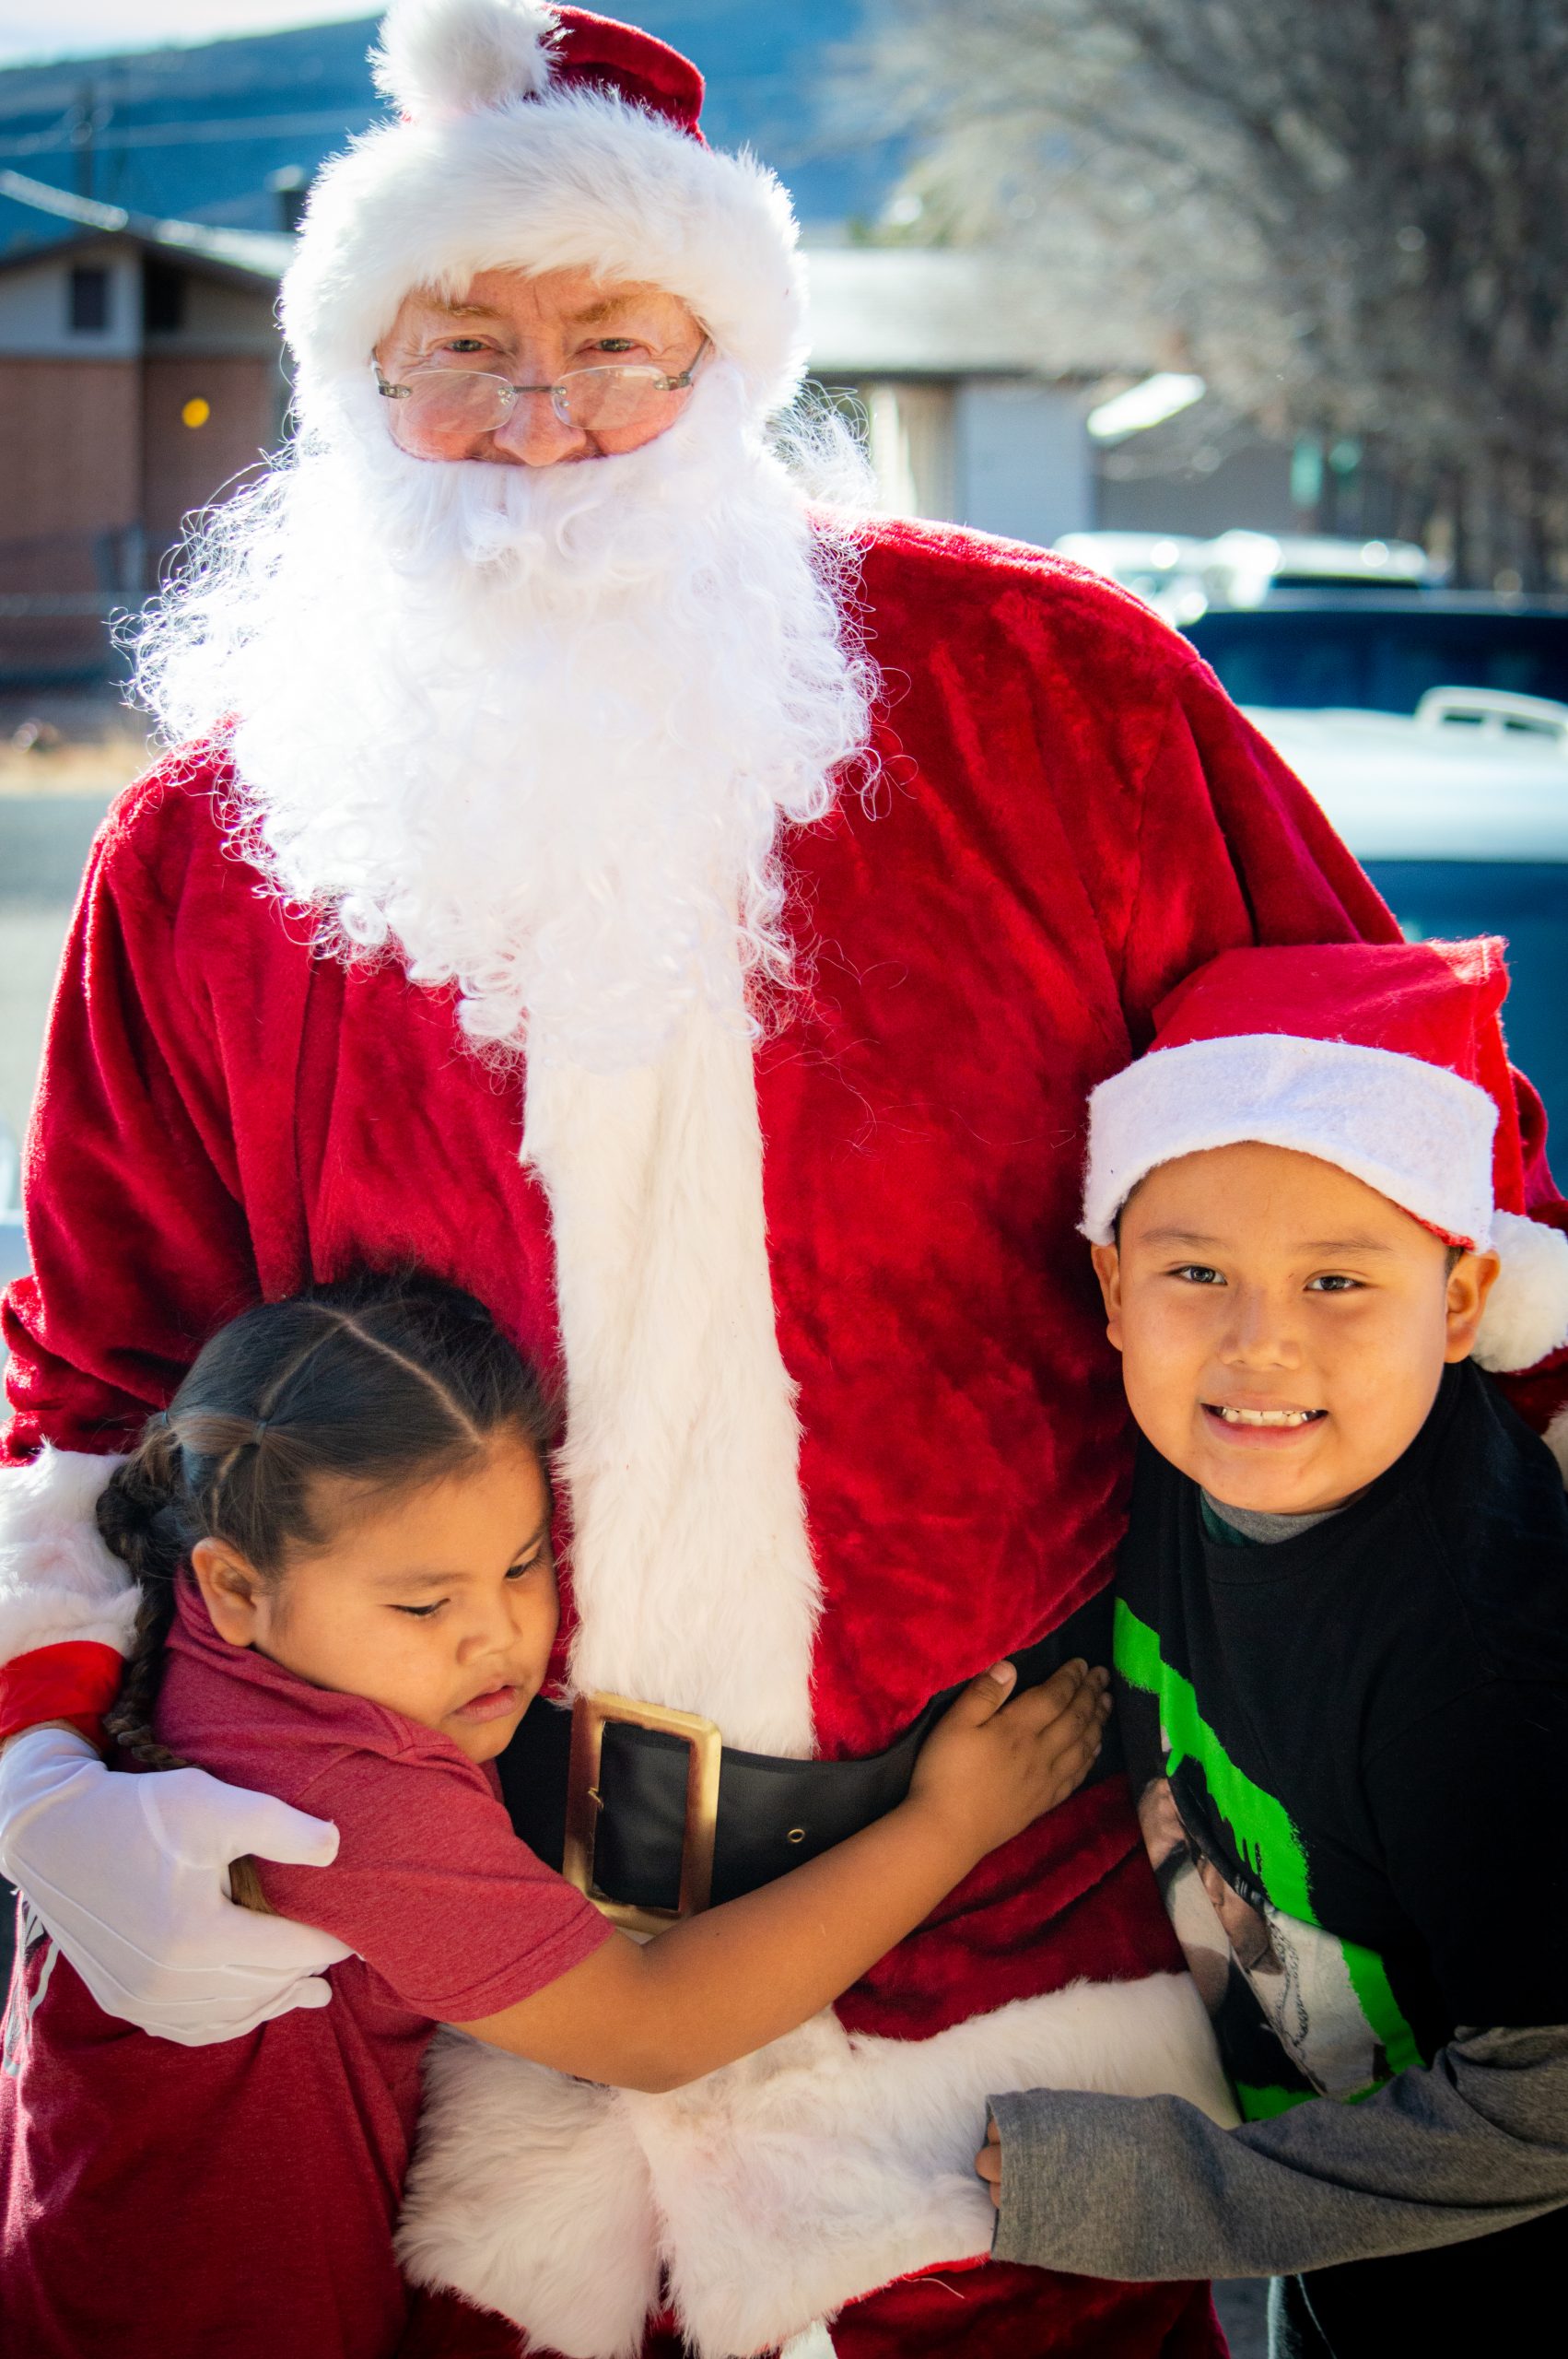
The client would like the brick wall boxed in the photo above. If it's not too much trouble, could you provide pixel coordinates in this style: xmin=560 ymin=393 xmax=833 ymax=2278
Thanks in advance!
xmin=0 ymin=344 xmax=287 ymax=681
xmin=0 ymin=358 xmax=141 ymax=593
xmin=140 ymin=351 xmax=284 ymax=555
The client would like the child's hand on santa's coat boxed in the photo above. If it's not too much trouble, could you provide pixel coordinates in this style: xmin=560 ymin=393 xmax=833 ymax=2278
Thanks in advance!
xmin=907 ymin=1657 xmax=1111 ymax=1868
xmin=977 ymin=2117 xmax=1003 ymax=2208
xmin=453 ymin=1656 xmax=1113 ymax=2096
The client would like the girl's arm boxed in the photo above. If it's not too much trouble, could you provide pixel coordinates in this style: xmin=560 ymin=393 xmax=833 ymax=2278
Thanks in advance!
xmin=454 ymin=1657 xmax=1108 ymax=2091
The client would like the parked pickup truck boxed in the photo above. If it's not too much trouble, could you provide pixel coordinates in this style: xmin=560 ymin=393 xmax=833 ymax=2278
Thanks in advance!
xmin=1235 ymin=682 xmax=1568 ymax=1142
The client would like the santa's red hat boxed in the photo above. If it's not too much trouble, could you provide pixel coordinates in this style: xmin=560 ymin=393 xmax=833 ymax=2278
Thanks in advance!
xmin=1082 ymin=937 xmax=1568 ymax=1375
xmin=280 ymin=3 xmax=805 ymax=423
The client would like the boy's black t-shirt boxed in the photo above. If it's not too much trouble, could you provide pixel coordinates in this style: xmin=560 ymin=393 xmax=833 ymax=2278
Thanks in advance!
xmin=1115 ymin=1357 xmax=1568 ymax=2122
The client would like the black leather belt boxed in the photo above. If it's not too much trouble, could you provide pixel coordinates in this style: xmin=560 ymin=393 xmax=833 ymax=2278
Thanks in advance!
xmin=498 ymin=1588 xmax=1117 ymax=1932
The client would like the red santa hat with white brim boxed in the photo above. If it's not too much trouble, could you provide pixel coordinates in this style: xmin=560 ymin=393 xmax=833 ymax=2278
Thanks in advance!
xmin=279 ymin=2 xmax=806 ymax=425
xmin=1081 ymin=936 xmax=1568 ymax=1376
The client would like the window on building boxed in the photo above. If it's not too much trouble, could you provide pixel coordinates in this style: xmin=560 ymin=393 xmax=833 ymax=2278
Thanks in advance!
xmin=68 ymin=264 xmax=111 ymax=333
xmin=143 ymin=261 xmax=187 ymax=334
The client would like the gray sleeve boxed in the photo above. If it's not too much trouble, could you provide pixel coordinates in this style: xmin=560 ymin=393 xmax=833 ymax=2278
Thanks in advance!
xmin=989 ymin=2023 xmax=1568 ymax=2282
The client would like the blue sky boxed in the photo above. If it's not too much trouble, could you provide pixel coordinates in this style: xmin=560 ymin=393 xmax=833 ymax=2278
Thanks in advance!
xmin=0 ymin=5 xmax=899 ymax=232
xmin=0 ymin=4 xmax=371 ymax=68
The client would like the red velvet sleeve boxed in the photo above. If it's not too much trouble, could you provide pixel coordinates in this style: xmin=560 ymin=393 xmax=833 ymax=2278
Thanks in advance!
xmin=1 ymin=773 xmax=262 ymax=1463
xmin=1118 ymin=646 xmax=1568 ymax=1426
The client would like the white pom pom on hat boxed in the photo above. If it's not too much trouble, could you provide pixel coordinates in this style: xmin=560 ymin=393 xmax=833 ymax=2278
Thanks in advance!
xmin=1082 ymin=936 xmax=1568 ymax=1377
xmin=281 ymin=3 xmax=807 ymax=428
xmin=1471 ymin=1209 xmax=1568 ymax=1375
xmin=371 ymin=0 xmax=560 ymax=118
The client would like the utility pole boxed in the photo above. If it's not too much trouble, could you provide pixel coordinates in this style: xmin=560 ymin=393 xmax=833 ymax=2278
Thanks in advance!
xmin=70 ymin=82 xmax=92 ymax=201
xmin=68 ymin=81 xmax=111 ymax=203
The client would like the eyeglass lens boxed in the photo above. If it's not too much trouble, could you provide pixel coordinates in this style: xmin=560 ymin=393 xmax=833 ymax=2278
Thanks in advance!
xmin=391 ymin=364 xmax=679 ymax=449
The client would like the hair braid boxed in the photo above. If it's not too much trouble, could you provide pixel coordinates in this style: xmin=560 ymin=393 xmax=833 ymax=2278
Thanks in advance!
xmin=99 ymin=1421 xmax=186 ymax=1763
xmin=98 ymin=1421 xmax=272 ymax=1912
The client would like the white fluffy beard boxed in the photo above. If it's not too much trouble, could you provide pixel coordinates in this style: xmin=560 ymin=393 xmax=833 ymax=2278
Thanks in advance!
xmin=135 ymin=365 xmax=876 ymax=1071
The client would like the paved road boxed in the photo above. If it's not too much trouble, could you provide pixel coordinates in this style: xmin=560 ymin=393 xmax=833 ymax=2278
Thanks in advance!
xmin=0 ymin=792 xmax=110 ymax=1166
xmin=0 ymin=900 xmax=75 ymax=1161
xmin=0 ymin=792 xmax=111 ymax=903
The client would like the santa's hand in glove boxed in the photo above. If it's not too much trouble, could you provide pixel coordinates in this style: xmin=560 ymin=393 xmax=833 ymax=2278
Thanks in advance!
xmin=0 ymin=1724 xmax=347 ymax=2045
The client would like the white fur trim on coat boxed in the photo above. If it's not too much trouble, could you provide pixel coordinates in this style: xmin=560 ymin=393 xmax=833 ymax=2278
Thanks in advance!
xmin=396 ymin=2056 xmax=659 ymax=2359
xmin=0 ymin=1447 xmax=135 ymax=1666
xmin=1471 ymin=1207 xmax=1568 ymax=1373
xmin=283 ymin=18 xmax=805 ymax=429
xmin=523 ymin=1001 xmax=820 ymax=1754
xmin=398 ymin=1973 xmax=1234 ymax=2359
xmin=1082 ymin=1033 xmax=1499 ymax=1251
xmin=778 ymin=2330 xmax=836 ymax=2359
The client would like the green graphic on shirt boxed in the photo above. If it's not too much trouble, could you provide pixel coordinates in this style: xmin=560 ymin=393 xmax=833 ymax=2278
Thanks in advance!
xmin=1115 ymin=1599 xmax=1312 ymax=1915
xmin=1115 ymin=1598 xmax=1422 ymax=2086
xmin=1234 ymin=2083 xmax=1314 ymax=2120
xmin=1339 ymin=1940 xmax=1422 ymax=2078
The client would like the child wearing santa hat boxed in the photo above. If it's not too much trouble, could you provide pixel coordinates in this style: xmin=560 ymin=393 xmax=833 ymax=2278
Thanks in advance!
xmin=977 ymin=937 xmax=1568 ymax=2356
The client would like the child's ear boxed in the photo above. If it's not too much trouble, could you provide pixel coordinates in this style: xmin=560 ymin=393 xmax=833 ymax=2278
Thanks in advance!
xmin=1090 ymin=1243 xmax=1125 ymax=1350
xmin=191 ymin=1539 xmax=267 ymax=1649
xmin=1444 ymin=1248 xmax=1501 ymax=1362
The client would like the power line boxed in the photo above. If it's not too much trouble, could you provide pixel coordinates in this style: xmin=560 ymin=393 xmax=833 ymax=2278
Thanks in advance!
xmin=0 ymin=105 xmax=375 ymax=158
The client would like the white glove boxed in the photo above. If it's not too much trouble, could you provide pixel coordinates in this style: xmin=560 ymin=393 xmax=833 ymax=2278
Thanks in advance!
xmin=0 ymin=1724 xmax=351 ymax=2046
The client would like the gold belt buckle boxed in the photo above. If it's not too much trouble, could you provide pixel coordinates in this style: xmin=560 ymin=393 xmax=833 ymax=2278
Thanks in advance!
xmin=562 ymin=1691 xmax=722 ymax=1938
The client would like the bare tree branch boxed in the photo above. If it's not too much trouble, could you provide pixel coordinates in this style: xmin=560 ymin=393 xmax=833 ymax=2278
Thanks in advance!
xmin=859 ymin=0 xmax=1568 ymax=583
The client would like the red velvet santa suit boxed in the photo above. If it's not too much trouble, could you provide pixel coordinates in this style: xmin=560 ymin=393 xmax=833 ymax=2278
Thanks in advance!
xmin=7 ymin=521 xmax=1565 ymax=2356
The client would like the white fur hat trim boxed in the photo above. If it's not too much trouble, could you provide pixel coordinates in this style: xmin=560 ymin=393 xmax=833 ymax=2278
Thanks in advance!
xmin=281 ymin=3 xmax=806 ymax=427
xmin=1082 ymin=1031 xmax=1568 ymax=1373
xmin=1081 ymin=1032 xmax=1500 ymax=1250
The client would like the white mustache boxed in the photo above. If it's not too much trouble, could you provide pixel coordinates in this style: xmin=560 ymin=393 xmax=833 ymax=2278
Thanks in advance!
xmin=131 ymin=366 xmax=878 ymax=1074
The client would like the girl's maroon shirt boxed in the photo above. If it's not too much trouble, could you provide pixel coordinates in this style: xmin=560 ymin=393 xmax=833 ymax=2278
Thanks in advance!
xmin=0 ymin=1583 xmax=607 ymax=2359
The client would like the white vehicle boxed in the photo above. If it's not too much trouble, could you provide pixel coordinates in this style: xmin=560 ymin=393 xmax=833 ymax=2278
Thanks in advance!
xmin=1054 ymin=532 xmax=1211 ymax=622
xmin=1200 ymin=531 xmax=1433 ymax=609
xmin=1241 ymin=686 xmax=1568 ymax=1139
xmin=1246 ymin=687 xmax=1568 ymax=862
xmin=1057 ymin=531 xmax=1433 ymax=625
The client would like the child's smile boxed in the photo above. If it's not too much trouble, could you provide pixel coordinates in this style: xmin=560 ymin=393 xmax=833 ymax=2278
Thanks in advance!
xmin=1091 ymin=1141 xmax=1499 ymax=1516
xmin=1202 ymin=1400 xmax=1328 ymax=1442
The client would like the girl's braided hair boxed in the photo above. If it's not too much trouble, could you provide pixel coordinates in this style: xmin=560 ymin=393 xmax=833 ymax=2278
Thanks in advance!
xmin=97 ymin=1269 xmax=556 ymax=1912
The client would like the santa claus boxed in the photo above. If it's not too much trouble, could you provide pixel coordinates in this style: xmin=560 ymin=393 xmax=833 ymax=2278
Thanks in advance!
xmin=2 ymin=6 xmax=1565 ymax=2358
